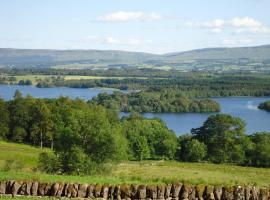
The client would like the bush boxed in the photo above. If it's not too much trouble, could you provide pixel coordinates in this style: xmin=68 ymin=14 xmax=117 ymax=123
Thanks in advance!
xmin=38 ymin=152 xmax=62 ymax=174
xmin=180 ymin=139 xmax=207 ymax=162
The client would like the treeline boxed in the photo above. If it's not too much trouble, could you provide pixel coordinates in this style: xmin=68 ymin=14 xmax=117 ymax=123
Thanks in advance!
xmin=92 ymin=91 xmax=220 ymax=113
xmin=0 ymin=91 xmax=269 ymax=176
xmin=258 ymin=100 xmax=270 ymax=112
xmin=51 ymin=75 xmax=270 ymax=97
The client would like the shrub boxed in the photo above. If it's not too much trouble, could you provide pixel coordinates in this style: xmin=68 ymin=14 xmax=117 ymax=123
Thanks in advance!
xmin=38 ymin=152 xmax=62 ymax=174
xmin=180 ymin=139 xmax=207 ymax=162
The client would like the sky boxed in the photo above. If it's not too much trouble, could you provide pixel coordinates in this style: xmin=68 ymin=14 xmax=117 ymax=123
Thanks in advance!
xmin=1 ymin=0 xmax=270 ymax=54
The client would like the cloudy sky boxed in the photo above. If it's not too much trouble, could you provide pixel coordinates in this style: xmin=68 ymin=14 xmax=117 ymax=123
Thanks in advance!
xmin=1 ymin=0 xmax=270 ymax=53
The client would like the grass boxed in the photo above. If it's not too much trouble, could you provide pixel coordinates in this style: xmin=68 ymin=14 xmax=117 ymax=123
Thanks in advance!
xmin=0 ymin=141 xmax=50 ymax=172
xmin=0 ymin=141 xmax=269 ymax=187
xmin=0 ymin=195 xmax=59 ymax=200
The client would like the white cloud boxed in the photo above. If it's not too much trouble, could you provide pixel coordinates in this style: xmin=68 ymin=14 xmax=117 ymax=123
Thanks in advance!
xmin=80 ymin=35 xmax=152 ymax=46
xmin=203 ymin=19 xmax=225 ymax=28
xmin=222 ymin=38 xmax=253 ymax=46
xmin=105 ymin=37 xmax=120 ymax=44
xmin=187 ymin=17 xmax=270 ymax=34
xmin=97 ymin=11 xmax=162 ymax=22
xmin=230 ymin=17 xmax=261 ymax=28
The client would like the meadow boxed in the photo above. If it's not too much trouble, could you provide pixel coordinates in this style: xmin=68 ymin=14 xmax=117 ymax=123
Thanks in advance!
xmin=0 ymin=141 xmax=269 ymax=187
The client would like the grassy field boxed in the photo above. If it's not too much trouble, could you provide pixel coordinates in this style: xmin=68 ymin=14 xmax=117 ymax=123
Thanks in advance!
xmin=11 ymin=75 xmax=149 ymax=85
xmin=0 ymin=141 xmax=50 ymax=172
xmin=0 ymin=141 xmax=269 ymax=187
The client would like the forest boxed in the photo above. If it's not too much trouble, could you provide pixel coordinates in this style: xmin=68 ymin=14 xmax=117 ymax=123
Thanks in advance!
xmin=91 ymin=91 xmax=220 ymax=113
xmin=0 ymin=90 xmax=269 ymax=176
xmin=2 ymin=69 xmax=270 ymax=98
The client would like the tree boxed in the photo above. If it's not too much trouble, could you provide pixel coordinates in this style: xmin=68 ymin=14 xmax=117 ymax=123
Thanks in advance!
xmin=0 ymin=99 xmax=9 ymax=140
xmin=180 ymin=139 xmax=207 ymax=162
xmin=8 ymin=92 xmax=34 ymax=142
xmin=248 ymin=132 xmax=270 ymax=167
xmin=122 ymin=114 xmax=177 ymax=160
xmin=192 ymin=114 xmax=246 ymax=164
xmin=30 ymin=100 xmax=52 ymax=148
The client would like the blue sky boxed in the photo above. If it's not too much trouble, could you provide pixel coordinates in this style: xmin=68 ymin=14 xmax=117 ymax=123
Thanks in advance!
xmin=1 ymin=0 xmax=270 ymax=53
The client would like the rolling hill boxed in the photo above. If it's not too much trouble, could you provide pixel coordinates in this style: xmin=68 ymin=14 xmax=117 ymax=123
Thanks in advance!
xmin=0 ymin=44 xmax=270 ymax=69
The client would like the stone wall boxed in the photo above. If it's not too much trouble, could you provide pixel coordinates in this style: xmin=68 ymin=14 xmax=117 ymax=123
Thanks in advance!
xmin=0 ymin=180 xmax=269 ymax=199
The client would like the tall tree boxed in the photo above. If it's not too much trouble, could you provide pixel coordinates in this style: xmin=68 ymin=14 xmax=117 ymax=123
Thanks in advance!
xmin=30 ymin=99 xmax=52 ymax=148
xmin=192 ymin=114 xmax=246 ymax=163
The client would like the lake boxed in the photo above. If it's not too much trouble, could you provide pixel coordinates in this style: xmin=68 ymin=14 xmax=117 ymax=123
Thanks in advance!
xmin=1 ymin=84 xmax=270 ymax=135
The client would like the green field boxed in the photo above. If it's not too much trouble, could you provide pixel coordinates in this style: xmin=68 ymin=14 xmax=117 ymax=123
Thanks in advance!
xmin=0 ymin=141 xmax=269 ymax=187
xmin=0 ymin=141 xmax=50 ymax=172
xmin=11 ymin=75 xmax=149 ymax=85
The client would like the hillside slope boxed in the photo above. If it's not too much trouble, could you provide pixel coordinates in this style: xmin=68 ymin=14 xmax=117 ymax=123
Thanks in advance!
xmin=0 ymin=44 xmax=269 ymax=68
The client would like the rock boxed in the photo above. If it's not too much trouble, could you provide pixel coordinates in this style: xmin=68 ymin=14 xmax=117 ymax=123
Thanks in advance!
xmin=165 ymin=184 xmax=172 ymax=199
xmin=11 ymin=181 xmax=22 ymax=196
xmin=77 ymin=183 xmax=88 ymax=198
xmin=102 ymin=185 xmax=109 ymax=199
xmin=179 ymin=184 xmax=189 ymax=200
xmin=19 ymin=182 xmax=27 ymax=195
xmin=56 ymin=183 xmax=64 ymax=197
xmin=221 ymin=187 xmax=234 ymax=200
xmin=146 ymin=185 xmax=158 ymax=199
xmin=31 ymin=181 xmax=38 ymax=196
xmin=71 ymin=183 xmax=78 ymax=198
xmin=172 ymin=183 xmax=182 ymax=199
xmin=195 ymin=185 xmax=205 ymax=200
xmin=63 ymin=183 xmax=69 ymax=197
xmin=87 ymin=184 xmax=95 ymax=199
xmin=44 ymin=183 xmax=52 ymax=196
xmin=6 ymin=180 xmax=15 ymax=194
xmin=137 ymin=185 xmax=146 ymax=199
xmin=259 ymin=188 xmax=269 ymax=200
xmin=121 ymin=185 xmax=132 ymax=199
xmin=108 ymin=186 xmax=115 ymax=199
xmin=250 ymin=186 xmax=259 ymax=200
xmin=131 ymin=184 xmax=138 ymax=199
xmin=203 ymin=186 xmax=215 ymax=200
xmin=66 ymin=183 xmax=73 ymax=198
xmin=189 ymin=187 xmax=197 ymax=200
xmin=25 ymin=181 xmax=32 ymax=195
xmin=157 ymin=184 xmax=165 ymax=199
xmin=95 ymin=184 xmax=102 ymax=197
xmin=0 ymin=181 xmax=6 ymax=194
xmin=37 ymin=183 xmax=46 ymax=196
xmin=114 ymin=185 xmax=121 ymax=200
xmin=51 ymin=183 xmax=60 ymax=196
xmin=234 ymin=186 xmax=245 ymax=200
xmin=214 ymin=186 xmax=222 ymax=200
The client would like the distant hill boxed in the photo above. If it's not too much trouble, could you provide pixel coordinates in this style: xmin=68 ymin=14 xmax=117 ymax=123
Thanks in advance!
xmin=0 ymin=44 xmax=269 ymax=69
xmin=164 ymin=45 xmax=270 ymax=62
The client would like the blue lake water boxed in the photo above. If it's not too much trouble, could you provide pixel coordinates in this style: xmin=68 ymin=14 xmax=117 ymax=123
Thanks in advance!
xmin=1 ymin=84 xmax=270 ymax=135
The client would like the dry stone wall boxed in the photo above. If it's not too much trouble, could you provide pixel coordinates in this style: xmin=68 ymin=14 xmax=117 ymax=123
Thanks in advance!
xmin=0 ymin=180 xmax=269 ymax=200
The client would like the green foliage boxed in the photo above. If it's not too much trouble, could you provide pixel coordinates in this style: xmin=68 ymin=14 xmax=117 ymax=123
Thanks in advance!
xmin=179 ymin=138 xmax=207 ymax=162
xmin=122 ymin=114 xmax=177 ymax=160
xmin=247 ymin=132 xmax=270 ymax=167
xmin=258 ymin=100 xmax=270 ymax=112
xmin=92 ymin=91 xmax=220 ymax=113
xmin=38 ymin=152 xmax=61 ymax=174
xmin=192 ymin=114 xmax=246 ymax=164
xmin=0 ymin=98 xmax=9 ymax=140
